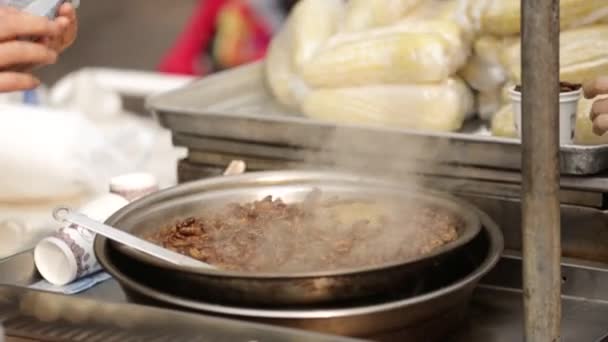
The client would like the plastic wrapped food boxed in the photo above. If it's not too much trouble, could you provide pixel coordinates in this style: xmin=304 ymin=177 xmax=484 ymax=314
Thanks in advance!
xmin=477 ymin=89 xmax=503 ymax=121
xmin=504 ymin=25 xmax=608 ymax=85
xmin=300 ymin=20 xmax=470 ymax=87
xmin=461 ymin=56 xmax=507 ymax=93
xmin=342 ymin=0 xmax=423 ymax=32
xmin=405 ymin=0 xmax=470 ymax=31
xmin=469 ymin=0 xmax=608 ymax=36
xmin=265 ymin=23 xmax=304 ymax=109
xmin=301 ymin=78 xmax=474 ymax=132
xmin=290 ymin=0 xmax=344 ymax=70
xmin=460 ymin=36 xmax=516 ymax=92
xmin=490 ymin=105 xmax=517 ymax=138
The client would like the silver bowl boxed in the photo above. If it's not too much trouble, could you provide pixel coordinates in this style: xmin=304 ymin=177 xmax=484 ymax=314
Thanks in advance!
xmin=96 ymin=171 xmax=482 ymax=307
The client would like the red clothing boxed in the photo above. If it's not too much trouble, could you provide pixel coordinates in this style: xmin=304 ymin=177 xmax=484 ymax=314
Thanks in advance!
xmin=159 ymin=0 xmax=273 ymax=76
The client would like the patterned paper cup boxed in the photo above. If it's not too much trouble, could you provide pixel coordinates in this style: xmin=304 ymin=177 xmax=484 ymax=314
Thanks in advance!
xmin=34 ymin=225 xmax=100 ymax=286
xmin=34 ymin=194 xmax=128 ymax=286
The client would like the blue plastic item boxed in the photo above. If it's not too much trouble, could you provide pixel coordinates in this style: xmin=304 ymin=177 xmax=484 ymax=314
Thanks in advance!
xmin=5 ymin=0 xmax=79 ymax=19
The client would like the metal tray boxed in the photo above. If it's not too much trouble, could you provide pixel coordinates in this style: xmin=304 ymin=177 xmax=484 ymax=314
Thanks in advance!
xmin=148 ymin=62 xmax=608 ymax=175
xmin=2 ymin=250 xmax=608 ymax=341
xmin=0 ymin=285 xmax=355 ymax=342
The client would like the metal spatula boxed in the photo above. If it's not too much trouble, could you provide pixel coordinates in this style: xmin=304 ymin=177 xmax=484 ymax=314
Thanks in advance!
xmin=51 ymin=160 xmax=247 ymax=270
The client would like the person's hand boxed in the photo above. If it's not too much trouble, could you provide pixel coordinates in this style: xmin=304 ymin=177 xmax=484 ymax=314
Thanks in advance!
xmin=584 ymin=77 xmax=608 ymax=136
xmin=0 ymin=7 xmax=60 ymax=92
xmin=44 ymin=3 xmax=78 ymax=53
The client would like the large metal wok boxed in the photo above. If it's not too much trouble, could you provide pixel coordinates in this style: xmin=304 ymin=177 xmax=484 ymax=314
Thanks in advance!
xmin=95 ymin=171 xmax=482 ymax=307
xmin=96 ymin=202 xmax=503 ymax=339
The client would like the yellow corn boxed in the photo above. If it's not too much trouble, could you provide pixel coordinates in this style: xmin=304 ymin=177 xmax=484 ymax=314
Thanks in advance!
xmin=504 ymin=25 xmax=608 ymax=84
xmin=265 ymin=24 xmax=299 ymax=109
xmin=290 ymin=0 xmax=344 ymax=71
xmin=301 ymin=22 xmax=469 ymax=87
xmin=474 ymin=35 xmax=518 ymax=65
xmin=301 ymin=79 xmax=474 ymax=132
xmin=342 ymin=0 xmax=423 ymax=32
xmin=406 ymin=0 xmax=462 ymax=21
xmin=477 ymin=89 xmax=503 ymax=121
xmin=490 ymin=105 xmax=517 ymax=138
xmin=476 ymin=0 xmax=608 ymax=36
xmin=460 ymin=56 xmax=507 ymax=92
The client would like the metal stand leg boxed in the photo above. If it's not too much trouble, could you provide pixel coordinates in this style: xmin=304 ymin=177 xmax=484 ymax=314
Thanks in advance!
xmin=521 ymin=0 xmax=562 ymax=341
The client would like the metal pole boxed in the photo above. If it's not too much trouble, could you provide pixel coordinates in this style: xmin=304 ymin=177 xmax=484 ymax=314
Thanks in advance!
xmin=521 ymin=0 xmax=561 ymax=341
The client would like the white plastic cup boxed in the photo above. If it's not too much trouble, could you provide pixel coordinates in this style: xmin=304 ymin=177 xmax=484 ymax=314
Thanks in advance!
xmin=509 ymin=86 xmax=581 ymax=145
xmin=34 ymin=193 xmax=128 ymax=286
xmin=109 ymin=173 xmax=159 ymax=202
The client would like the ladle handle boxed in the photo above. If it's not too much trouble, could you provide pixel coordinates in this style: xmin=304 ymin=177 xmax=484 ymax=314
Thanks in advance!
xmin=53 ymin=207 xmax=214 ymax=269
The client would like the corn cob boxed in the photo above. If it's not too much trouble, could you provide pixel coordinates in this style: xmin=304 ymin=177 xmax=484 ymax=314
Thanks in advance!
xmin=265 ymin=23 xmax=299 ymax=109
xmin=490 ymin=105 xmax=516 ymax=138
xmin=342 ymin=0 xmax=423 ymax=32
xmin=477 ymin=89 xmax=503 ymax=121
xmin=504 ymin=25 xmax=608 ymax=84
xmin=301 ymin=21 xmax=469 ymax=87
xmin=301 ymin=79 xmax=474 ymax=132
xmin=290 ymin=0 xmax=344 ymax=71
xmin=406 ymin=0 xmax=462 ymax=21
xmin=476 ymin=0 xmax=608 ymax=36
xmin=460 ymin=56 xmax=507 ymax=92
xmin=404 ymin=0 xmax=476 ymax=40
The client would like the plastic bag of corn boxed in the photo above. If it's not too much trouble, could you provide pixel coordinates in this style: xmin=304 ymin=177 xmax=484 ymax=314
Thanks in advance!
xmin=477 ymin=89 xmax=504 ymax=121
xmin=342 ymin=0 xmax=423 ymax=32
xmin=264 ymin=21 xmax=307 ymax=108
xmin=290 ymin=0 xmax=344 ymax=71
xmin=301 ymin=78 xmax=474 ymax=132
xmin=460 ymin=35 xmax=517 ymax=92
xmin=490 ymin=105 xmax=516 ymax=138
xmin=300 ymin=20 xmax=470 ymax=87
xmin=504 ymin=25 xmax=608 ymax=85
xmin=466 ymin=0 xmax=608 ymax=36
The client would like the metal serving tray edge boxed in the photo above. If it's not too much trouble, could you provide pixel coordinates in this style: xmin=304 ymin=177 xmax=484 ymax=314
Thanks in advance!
xmin=147 ymin=62 xmax=608 ymax=175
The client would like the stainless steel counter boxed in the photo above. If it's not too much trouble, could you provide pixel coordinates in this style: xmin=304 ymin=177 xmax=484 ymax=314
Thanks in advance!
xmin=3 ymin=251 xmax=608 ymax=341
xmin=76 ymin=276 xmax=608 ymax=341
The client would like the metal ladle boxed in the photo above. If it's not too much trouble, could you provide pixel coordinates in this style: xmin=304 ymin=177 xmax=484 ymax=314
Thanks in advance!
xmin=52 ymin=160 xmax=248 ymax=270
xmin=53 ymin=207 xmax=213 ymax=269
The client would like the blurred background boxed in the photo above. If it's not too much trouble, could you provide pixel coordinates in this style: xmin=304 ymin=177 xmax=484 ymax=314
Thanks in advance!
xmin=36 ymin=0 xmax=199 ymax=84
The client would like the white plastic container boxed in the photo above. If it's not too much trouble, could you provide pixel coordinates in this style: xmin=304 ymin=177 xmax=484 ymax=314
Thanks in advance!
xmin=510 ymin=86 xmax=582 ymax=145
xmin=34 ymin=194 xmax=128 ymax=285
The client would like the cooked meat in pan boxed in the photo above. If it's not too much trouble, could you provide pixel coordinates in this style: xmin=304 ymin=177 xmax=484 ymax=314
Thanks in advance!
xmin=146 ymin=190 xmax=460 ymax=273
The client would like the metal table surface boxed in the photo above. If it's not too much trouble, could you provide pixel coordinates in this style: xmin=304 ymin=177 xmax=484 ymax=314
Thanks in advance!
xmin=76 ymin=279 xmax=608 ymax=342
xmin=2 ymin=248 xmax=608 ymax=341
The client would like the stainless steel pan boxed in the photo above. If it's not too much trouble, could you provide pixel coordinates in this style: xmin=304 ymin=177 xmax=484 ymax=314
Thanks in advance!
xmin=96 ymin=206 xmax=503 ymax=339
xmin=95 ymin=171 xmax=482 ymax=306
